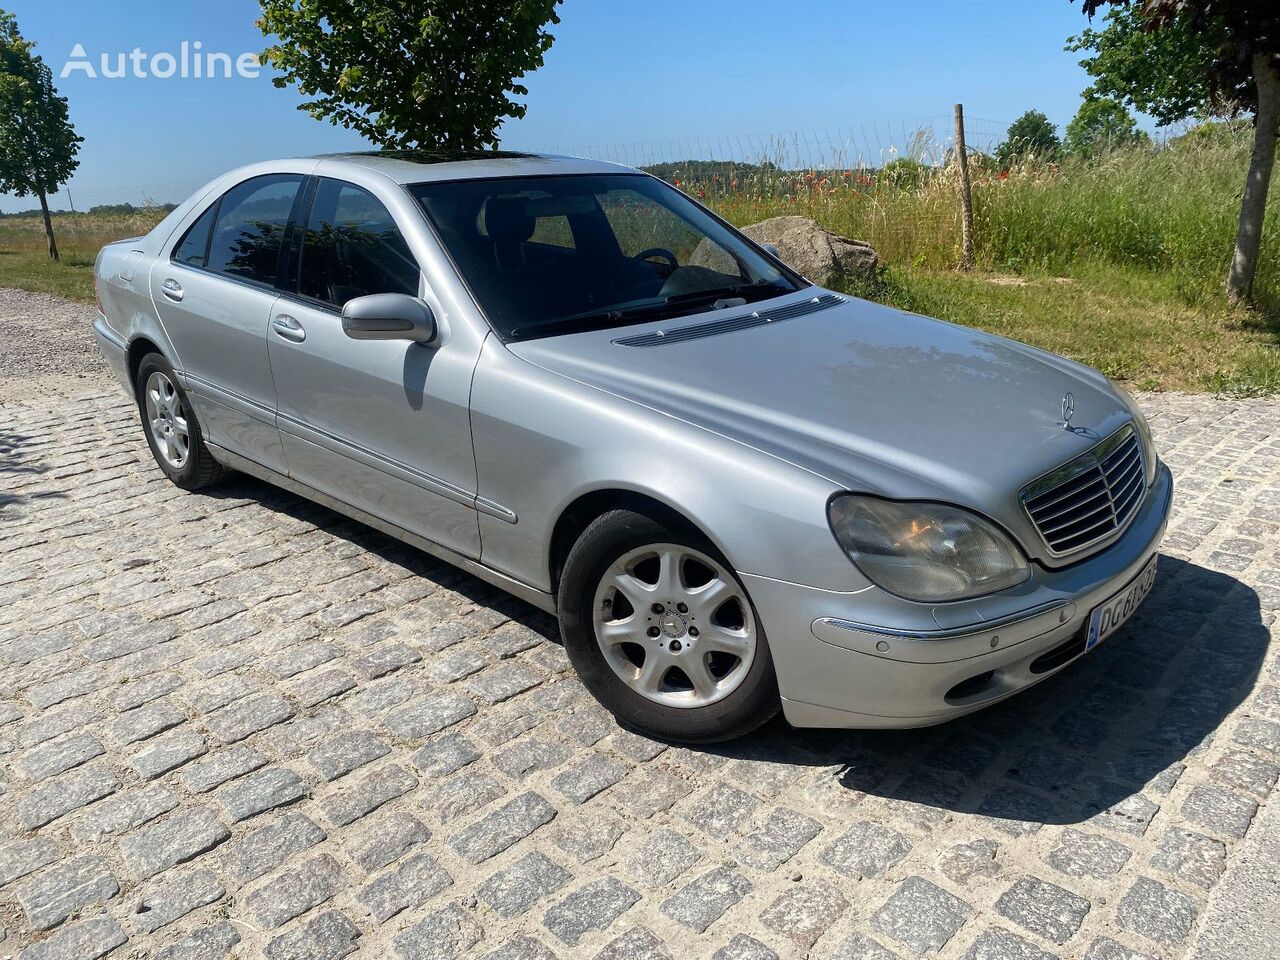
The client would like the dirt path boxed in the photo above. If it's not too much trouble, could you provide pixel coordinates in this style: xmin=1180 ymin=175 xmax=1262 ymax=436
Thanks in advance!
xmin=0 ymin=286 xmax=110 ymax=402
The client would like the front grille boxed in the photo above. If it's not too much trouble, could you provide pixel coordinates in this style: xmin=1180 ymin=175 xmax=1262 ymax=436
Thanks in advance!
xmin=1021 ymin=425 xmax=1145 ymax=558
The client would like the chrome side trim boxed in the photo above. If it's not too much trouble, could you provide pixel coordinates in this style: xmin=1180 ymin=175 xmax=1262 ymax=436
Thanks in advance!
xmin=817 ymin=599 xmax=1072 ymax=642
xmin=206 ymin=442 xmax=555 ymax=614
xmin=476 ymin=497 xmax=518 ymax=524
xmin=277 ymin=411 xmax=476 ymax=511
xmin=184 ymin=372 xmax=277 ymax=425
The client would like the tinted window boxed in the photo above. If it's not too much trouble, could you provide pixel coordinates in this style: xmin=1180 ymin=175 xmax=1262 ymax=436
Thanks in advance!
xmin=172 ymin=204 xmax=216 ymax=267
xmin=298 ymin=179 xmax=419 ymax=308
xmin=410 ymin=174 xmax=798 ymax=339
xmin=206 ymin=174 xmax=303 ymax=285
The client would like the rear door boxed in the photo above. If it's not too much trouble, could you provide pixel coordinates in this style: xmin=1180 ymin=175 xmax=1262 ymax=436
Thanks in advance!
xmin=150 ymin=173 xmax=304 ymax=473
xmin=266 ymin=176 xmax=482 ymax=558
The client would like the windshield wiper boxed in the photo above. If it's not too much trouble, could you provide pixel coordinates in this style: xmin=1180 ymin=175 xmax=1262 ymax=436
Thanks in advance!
xmin=663 ymin=279 xmax=791 ymax=306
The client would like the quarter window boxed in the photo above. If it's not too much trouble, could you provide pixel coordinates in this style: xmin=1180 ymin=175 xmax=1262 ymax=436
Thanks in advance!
xmin=298 ymin=179 xmax=419 ymax=308
xmin=205 ymin=174 xmax=303 ymax=285
xmin=172 ymin=204 xmax=216 ymax=268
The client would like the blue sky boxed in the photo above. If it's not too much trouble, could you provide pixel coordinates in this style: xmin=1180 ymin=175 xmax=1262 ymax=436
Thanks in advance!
xmin=3 ymin=0 xmax=1110 ymax=212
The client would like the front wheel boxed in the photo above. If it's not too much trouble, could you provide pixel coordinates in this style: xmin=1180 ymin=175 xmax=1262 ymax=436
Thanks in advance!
xmin=558 ymin=508 xmax=779 ymax=743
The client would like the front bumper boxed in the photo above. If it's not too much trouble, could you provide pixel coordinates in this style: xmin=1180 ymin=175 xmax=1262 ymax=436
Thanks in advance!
xmin=746 ymin=462 xmax=1173 ymax=729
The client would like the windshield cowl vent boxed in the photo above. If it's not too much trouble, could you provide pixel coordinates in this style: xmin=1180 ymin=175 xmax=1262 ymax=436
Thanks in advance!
xmin=612 ymin=293 xmax=846 ymax=347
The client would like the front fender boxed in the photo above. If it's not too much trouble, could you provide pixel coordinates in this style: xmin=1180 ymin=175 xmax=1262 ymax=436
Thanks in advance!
xmin=470 ymin=341 xmax=868 ymax=596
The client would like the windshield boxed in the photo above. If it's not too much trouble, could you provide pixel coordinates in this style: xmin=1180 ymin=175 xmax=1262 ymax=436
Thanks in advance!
xmin=409 ymin=173 xmax=803 ymax=340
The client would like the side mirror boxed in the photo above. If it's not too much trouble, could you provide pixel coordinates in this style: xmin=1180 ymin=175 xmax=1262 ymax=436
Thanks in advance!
xmin=341 ymin=293 xmax=437 ymax=344
xmin=761 ymin=242 xmax=781 ymax=259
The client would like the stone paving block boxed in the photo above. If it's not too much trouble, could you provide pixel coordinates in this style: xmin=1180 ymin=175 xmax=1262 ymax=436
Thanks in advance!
xmin=1116 ymin=876 xmax=1198 ymax=947
xmin=820 ymin=821 xmax=914 ymax=879
xmin=14 ymin=853 xmax=119 ymax=930
xmin=659 ymin=867 xmax=750 ymax=933
xmin=995 ymin=875 xmax=1091 ymax=944
xmin=216 ymin=766 xmax=308 ymax=822
xmin=960 ymin=928 xmax=1059 ymax=959
xmin=1181 ymin=783 xmax=1258 ymax=838
xmin=615 ymin=768 xmax=694 ymax=818
xmin=393 ymin=904 xmax=483 ymax=960
xmin=130 ymin=866 xmax=224 ymax=934
xmin=550 ymin=816 xmax=625 ymax=864
xmin=1044 ymin=828 xmax=1132 ymax=880
xmin=352 ymin=641 xmax=422 ymax=680
xmin=288 ymin=666 xmax=358 ymax=708
xmin=625 ymin=828 xmax=701 ymax=888
xmin=131 ymin=728 xmax=208 ymax=780
xmin=734 ymin=807 xmax=822 ymax=871
xmin=220 ymin=811 xmax=327 ymax=886
xmin=494 ymin=737 xmax=573 ymax=779
xmin=120 ymin=807 xmax=231 ymax=880
xmin=711 ymin=935 xmax=780 ymax=960
xmin=345 ymin=810 xmax=432 ymax=874
xmin=1233 ymin=716 xmax=1280 ymax=755
xmin=154 ymin=920 xmax=241 ymax=960
xmin=308 ymin=730 xmax=391 ymax=781
xmin=551 ymin=752 xmax=627 ymax=803
xmin=421 ymin=769 xmax=507 ymax=822
xmin=466 ymin=661 xmax=544 ymax=704
xmin=681 ymin=783 xmax=760 ymax=836
xmin=17 ymin=916 xmax=126 ymax=960
xmin=546 ymin=876 xmax=642 ymax=944
xmin=321 ymin=763 xmax=418 ymax=827
xmin=107 ymin=698 xmax=186 ymax=745
xmin=71 ymin=783 xmax=178 ymax=842
xmin=872 ymin=876 xmax=973 ymax=956
xmin=478 ymin=851 xmax=573 ymax=918
xmin=357 ymin=850 xmax=453 ymax=922
xmin=178 ymin=745 xmax=267 ymax=793
xmin=1210 ymin=748 xmax=1280 ymax=798
xmin=938 ymin=838 xmax=1001 ymax=884
xmin=450 ymin=791 xmax=557 ymax=864
xmin=245 ymin=852 xmax=344 ymax=929
xmin=264 ymin=910 xmax=360 ymax=960
xmin=595 ymin=928 xmax=673 ymax=960
xmin=0 ymin=837 xmax=61 ymax=886
xmin=384 ymin=693 xmax=477 ymax=740
xmin=410 ymin=732 xmax=482 ymax=778
xmin=17 ymin=764 xmax=120 ymax=829
xmin=17 ymin=732 xmax=103 ymax=780
xmin=828 ymin=933 xmax=901 ymax=960
xmin=1081 ymin=937 xmax=1156 ymax=960
xmin=479 ymin=936 xmax=563 ymax=960
xmin=15 ymin=701 xmax=97 ymax=749
xmin=759 ymin=881 xmax=848 ymax=947
xmin=1150 ymin=826 xmax=1226 ymax=889
xmin=1090 ymin=791 xmax=1160 ymax=837
xmin=203 ymin=691 xmax=294 ymax=743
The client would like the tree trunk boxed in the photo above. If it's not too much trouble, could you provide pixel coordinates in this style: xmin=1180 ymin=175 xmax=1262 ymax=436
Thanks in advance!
xmin=37 ymin=189 xmax=59 ymax=262
xmin=1227 ymin=53 xmax=1280 ymax=305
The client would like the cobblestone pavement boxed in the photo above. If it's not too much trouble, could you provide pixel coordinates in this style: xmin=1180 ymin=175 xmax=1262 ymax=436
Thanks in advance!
xmin=1 ymin=386 xmax=1277 ymax=960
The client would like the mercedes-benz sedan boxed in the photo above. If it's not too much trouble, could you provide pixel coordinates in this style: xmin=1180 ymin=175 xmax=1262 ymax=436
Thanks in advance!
xmin=93 ymin=151 xmax=1172 ymax=742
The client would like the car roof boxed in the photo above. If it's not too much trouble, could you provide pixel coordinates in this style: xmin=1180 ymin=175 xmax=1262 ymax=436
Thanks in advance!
xmin=302 ymin=150 xmax=637 ymax=185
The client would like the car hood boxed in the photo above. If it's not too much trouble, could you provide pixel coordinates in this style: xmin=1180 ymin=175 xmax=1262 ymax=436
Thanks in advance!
xmin=507 ymin=290 xmax=1135 ymax=555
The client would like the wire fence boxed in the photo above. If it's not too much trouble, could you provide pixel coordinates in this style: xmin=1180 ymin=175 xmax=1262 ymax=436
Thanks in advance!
xmin=5 ymin=114 xmax=1017 ymax=215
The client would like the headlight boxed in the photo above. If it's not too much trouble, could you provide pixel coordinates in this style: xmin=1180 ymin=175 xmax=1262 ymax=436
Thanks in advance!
xmin=827 ymin=495 xmax=1030 ymax=602
xmin=1113 ymin=384 xmax=1157 ymax=487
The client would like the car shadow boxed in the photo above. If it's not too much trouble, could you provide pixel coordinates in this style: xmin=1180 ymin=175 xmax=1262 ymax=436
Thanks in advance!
xmin=202 ymin=472 xmax=1267 ymax=829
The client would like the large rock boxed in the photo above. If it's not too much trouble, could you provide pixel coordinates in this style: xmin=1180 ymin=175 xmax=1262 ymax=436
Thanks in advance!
xmin=740 ymin=216 xmax=879 ymax=285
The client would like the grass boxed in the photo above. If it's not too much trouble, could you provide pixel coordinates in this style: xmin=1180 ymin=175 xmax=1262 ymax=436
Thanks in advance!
xmin=2 ymin=129 xmax=1278 ymax=394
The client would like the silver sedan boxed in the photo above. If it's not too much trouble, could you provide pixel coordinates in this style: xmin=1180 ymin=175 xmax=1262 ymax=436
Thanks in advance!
xmin=93 ymin=152 xmax=1172 ymax=742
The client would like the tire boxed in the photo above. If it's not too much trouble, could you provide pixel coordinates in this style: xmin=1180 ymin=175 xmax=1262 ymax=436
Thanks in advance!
xmin=134 ymin=352 xmax=225 ymax=490
xmin=558 ymin=508 xmax=780 ymax=743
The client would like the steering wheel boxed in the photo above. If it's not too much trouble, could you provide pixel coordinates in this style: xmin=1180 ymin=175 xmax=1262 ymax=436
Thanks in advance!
xmin=632 ymin=247 xmax=679 ymax=269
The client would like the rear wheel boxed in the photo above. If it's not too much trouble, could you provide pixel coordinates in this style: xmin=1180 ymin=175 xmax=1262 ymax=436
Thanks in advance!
xmin=558 ymin=508 xmax=779 ymax=742
xmin=135 ymin=353 xmax=225 ymax=489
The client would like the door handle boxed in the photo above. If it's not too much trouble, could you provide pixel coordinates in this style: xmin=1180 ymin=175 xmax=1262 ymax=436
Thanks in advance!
xmin=160 ymin=278 xmax=183 ymax=302
xmin=271 ymin=314 xmax=306 ymax=343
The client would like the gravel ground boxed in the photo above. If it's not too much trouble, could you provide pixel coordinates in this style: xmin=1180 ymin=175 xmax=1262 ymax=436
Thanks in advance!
xmin=0 ymin=287 xmax=107 ymax=400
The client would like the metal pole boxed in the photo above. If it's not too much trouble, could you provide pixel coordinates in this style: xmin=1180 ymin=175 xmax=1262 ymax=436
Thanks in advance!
xmin=954 ymin=103 xmax=975 ymax=270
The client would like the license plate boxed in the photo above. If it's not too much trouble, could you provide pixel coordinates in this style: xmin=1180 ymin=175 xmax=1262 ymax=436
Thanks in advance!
xmin=1086 ymin=556 xmax=1158 ymax=652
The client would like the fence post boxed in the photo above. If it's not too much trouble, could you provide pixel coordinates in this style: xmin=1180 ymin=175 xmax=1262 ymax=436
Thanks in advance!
xmin=954 ymin=103 xmax=975 ymax=270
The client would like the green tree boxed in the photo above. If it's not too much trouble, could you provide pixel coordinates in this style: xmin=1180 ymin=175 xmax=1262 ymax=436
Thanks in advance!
xmin=995 ymin=110 xmax=1062 ymax=168
xmin=0 ymin=9 xmax=82 ymax=260
xmin=258 ymin=0 xmax=562 ymax=150
xmin=1069 ymin=1 xmax=1280 ymax=304
xmin=1064 ymin=92 xmax=1151 ymax=156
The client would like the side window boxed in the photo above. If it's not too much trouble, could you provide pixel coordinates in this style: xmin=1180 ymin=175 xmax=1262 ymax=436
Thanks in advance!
xmin=298 ymin=179 xmax=419 ymax=308
xmin=172 ymin=204 xmax=216 ymax=268
xmin=205 ymin=174 xmax=303 ymax=285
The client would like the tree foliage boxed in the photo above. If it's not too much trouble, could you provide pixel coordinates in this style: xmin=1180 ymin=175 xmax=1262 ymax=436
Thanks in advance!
xmin=1065 ymin=92 xmax=1151 ymax=155
xmin=0 ymin=8 xmax=82 ymax=259
xmin=258 ymin=0 xmax=563 ymax=150
xmin=995 ymin=110 xmax=1062 ymax=168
